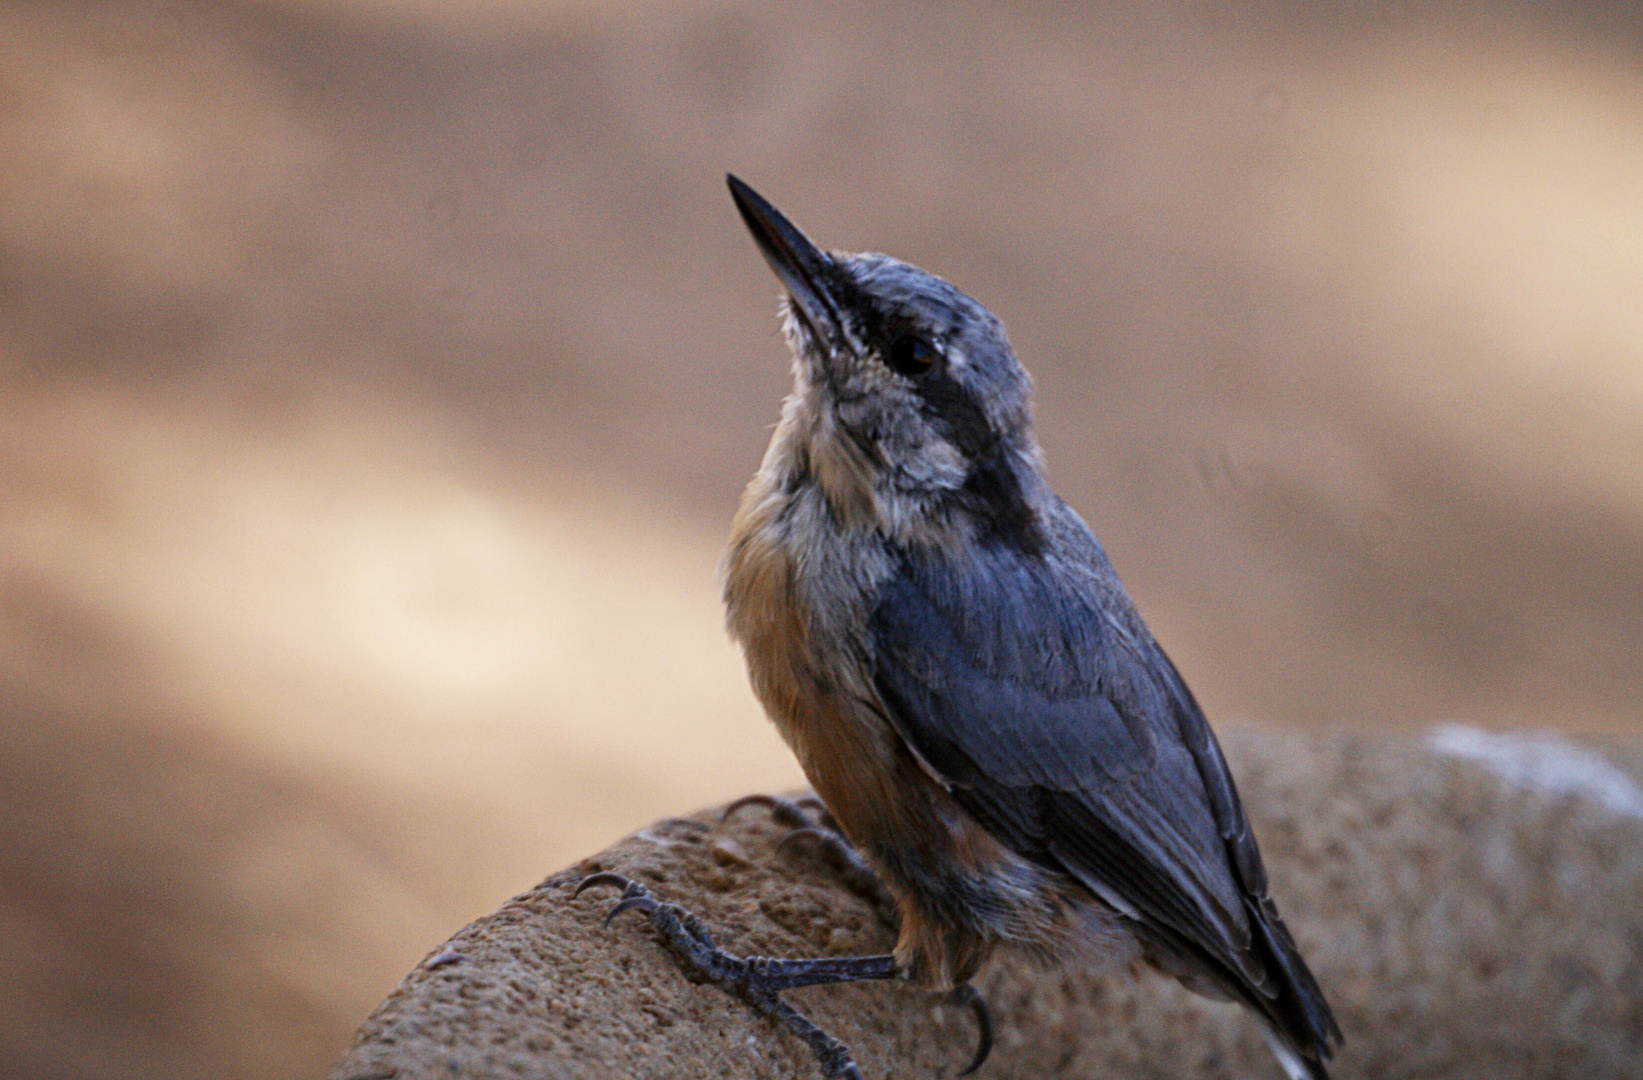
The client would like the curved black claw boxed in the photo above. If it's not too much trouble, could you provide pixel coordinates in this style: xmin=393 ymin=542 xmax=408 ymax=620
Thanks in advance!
xmin=775 ymin=825 xmax=841 ymax=858
xmin=948 ymin=984 xmax=993 ymax=1076
xmin=573 ymin=873 xmax=663 ymax=928
xmin=573 ymin=871 xmax=636 ymax=897
xmin=723 ymin=798 xmax=884 ymax=912
xmin=723 ymin=793 xmax=818 ymax=830
xmin=789 ymin=794 xmax=841 ymax=834
xmin=775 ymin=827 xmax=896 ymax=923
xmin=605 ymin=893 xmax=660 ymax=926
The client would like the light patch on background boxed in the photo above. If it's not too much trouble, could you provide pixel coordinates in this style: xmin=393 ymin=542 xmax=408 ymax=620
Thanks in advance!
xmin=333 ymin=491 xmax=553 ymax=695
xmin=1274 ymin=41 xmax=1643 ymax=518
xmin=0 ymin=381 xmax=804 ymax=869
xmin=1430 ymin=724 xmax=1643 ymax=819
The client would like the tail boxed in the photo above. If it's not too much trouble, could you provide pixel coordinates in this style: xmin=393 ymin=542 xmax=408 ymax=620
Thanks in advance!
xmin=1139 ymin=901 xmax=1340 ymax=1080
xmin=1245 ymin=896 xmax=1341 ymax=1080
xmin=1262 ymin=1024 xmax=1329 ymax=1080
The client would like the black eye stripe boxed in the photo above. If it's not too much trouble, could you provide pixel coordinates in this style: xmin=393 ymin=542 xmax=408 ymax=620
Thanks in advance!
xmin=908 ymin=374 xmax=994 ymax=462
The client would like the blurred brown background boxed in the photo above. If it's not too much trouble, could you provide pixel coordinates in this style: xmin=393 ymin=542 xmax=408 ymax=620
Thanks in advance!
xmin=1 ymin=0 xmax=1640 ymax=1077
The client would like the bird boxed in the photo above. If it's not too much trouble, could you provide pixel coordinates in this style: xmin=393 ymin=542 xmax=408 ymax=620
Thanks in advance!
xmin=577 ymin=175 xmax=1342 ymax=1080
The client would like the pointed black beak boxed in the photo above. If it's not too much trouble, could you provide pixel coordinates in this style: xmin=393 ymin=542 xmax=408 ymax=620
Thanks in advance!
xmin=727 ymin=174 xmax=850 ymax=355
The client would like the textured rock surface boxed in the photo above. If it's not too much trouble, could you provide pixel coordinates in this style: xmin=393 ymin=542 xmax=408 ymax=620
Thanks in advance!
xmin=330 ymin=729 xmax=1643 ymax=1080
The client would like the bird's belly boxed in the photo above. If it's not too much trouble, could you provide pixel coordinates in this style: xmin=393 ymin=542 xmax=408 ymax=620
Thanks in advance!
xmin=748 ymin=642 xmax=1134 ymax=985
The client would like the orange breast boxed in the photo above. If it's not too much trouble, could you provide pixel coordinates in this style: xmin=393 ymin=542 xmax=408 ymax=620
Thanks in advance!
xmin=723 ymin=481 xmax=1095 ymax=988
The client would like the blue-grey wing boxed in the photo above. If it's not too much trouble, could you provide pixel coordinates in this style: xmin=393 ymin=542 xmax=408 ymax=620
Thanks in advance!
xmin=866 ymin=519 xmax=1339 ymax=1060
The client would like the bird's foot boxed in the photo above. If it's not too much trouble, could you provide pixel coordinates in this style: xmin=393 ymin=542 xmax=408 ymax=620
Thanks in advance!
xmin=723 ymin=794 xmax=895 ymax=920
xmin=574 ymin=872 xmax=991 ymax=1077
xmin=723 ymin=792 xmax=840 ymax=833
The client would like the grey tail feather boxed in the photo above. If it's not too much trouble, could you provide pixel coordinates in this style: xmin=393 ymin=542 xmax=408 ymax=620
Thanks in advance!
xmin=1247 ymin=898 xmax=1343 ymax=1058
xmin=1262 ymin=1024 xmax=1330 ymax=1080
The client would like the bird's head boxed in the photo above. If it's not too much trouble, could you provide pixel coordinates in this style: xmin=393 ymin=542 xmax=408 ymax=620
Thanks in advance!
xmin=728 ymin=175 xmax=1045 ymax=546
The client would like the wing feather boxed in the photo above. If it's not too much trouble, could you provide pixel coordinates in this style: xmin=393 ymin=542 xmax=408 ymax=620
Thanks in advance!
xmin=866 ymin=521 xmax=1340 ymax=1060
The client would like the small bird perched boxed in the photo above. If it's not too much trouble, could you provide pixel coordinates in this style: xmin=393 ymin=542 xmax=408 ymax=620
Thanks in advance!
xmin=580 ymin=176 xmax=1341 ymax=1080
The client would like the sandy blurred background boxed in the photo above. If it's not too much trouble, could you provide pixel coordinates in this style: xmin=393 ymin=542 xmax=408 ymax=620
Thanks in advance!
xmin=1 ymin=0 xmax=1640 ymax=1076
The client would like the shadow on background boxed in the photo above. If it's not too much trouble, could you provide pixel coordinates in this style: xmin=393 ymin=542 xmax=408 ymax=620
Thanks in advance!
xmin=0 ymin=0 xmax=1640 ymax=1076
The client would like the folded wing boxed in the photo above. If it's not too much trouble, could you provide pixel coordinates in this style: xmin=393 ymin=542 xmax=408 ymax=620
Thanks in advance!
xmin=866 ymin=527 xmax=1340 ymax=1070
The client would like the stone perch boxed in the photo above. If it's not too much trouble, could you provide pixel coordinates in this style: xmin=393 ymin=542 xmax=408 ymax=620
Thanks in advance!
xmin=329 ymin=728 xmax=1643 ymax=1080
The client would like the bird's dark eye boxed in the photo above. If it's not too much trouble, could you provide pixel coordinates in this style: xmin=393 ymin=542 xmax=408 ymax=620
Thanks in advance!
xmin=885 ymin=335 xmax=937 ymax=377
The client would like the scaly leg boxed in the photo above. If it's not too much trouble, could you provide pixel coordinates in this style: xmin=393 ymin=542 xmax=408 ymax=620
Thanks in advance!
xmin=574 ymin=873 xmax=991 ymax=1077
